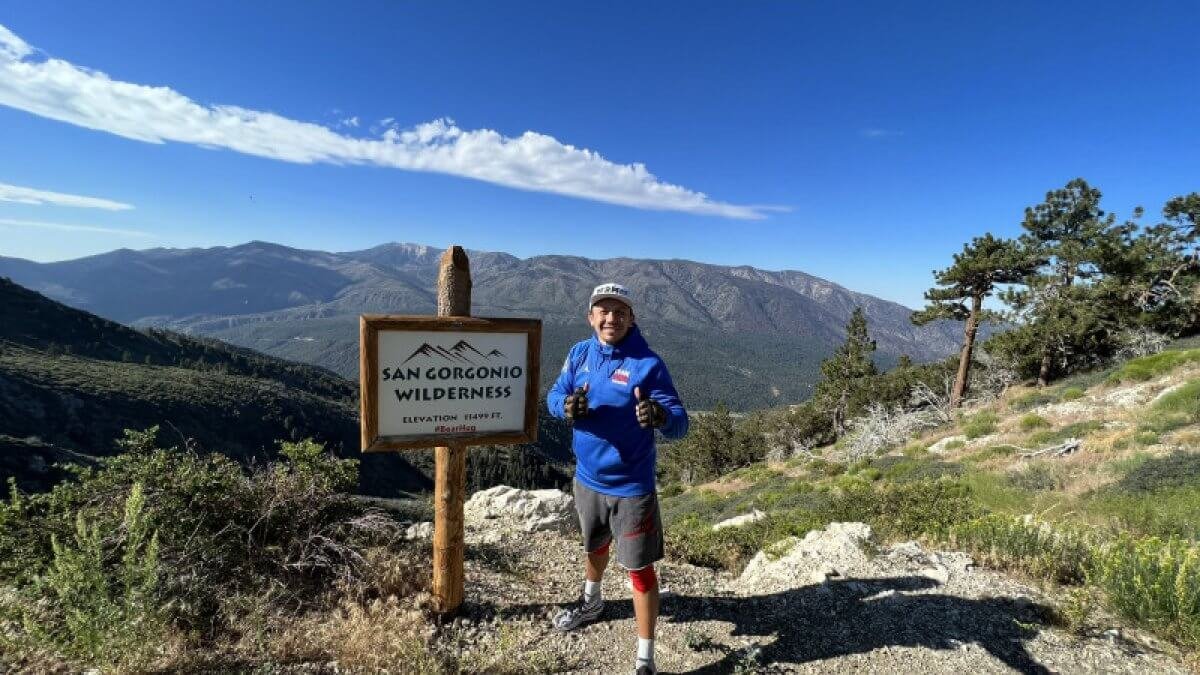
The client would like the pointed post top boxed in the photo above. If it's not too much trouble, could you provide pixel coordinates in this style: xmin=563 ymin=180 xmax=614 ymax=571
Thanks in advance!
xmin=437 ymin=245 xmax=471 ymax=317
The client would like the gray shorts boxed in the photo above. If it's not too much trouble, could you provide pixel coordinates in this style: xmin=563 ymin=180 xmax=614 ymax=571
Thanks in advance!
xmin=573 ymin=478 xmax=664 ymax=570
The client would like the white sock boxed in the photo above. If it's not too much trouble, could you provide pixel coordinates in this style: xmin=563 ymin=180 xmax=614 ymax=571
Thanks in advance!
xmin=584 ymin=579 xmax=602 ymax=602
xmin=637 ymin=637 xmax=654 ymax=664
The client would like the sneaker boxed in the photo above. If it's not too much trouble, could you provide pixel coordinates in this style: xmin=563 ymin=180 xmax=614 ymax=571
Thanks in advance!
xmin=633 ymin=663 xmax=657 ymax=675
xmin=551 ymin=594 xmax=603 ymax=631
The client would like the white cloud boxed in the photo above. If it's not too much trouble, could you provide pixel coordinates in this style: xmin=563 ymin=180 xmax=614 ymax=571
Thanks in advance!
xmin=0 ymin=24 xmax=778 ymax=220
xmin=0 ymin=181 xmax=133 ymax=210
xmin=0 ymin=217 xmax=151 ymax=237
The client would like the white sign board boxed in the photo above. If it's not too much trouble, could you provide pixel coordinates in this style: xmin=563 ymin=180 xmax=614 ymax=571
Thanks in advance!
xmin=377 ymin=330 xmax=529 ymax=437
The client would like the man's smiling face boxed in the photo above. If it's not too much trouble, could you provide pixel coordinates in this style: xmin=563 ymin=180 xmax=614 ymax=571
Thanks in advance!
xmin=588 ymin=298 xmax=633 ymax=345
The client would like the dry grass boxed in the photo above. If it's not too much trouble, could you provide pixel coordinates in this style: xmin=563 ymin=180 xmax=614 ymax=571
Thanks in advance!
xmin=1169 ymin=429 xmax=1200 ymax=449
xmin=697 ymin=477 xmax=752 ymax=495
xmin=271 ymin=595 xmax=442 ymax=673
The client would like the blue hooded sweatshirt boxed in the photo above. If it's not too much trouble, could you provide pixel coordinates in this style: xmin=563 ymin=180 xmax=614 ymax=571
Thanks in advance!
xmin=547 ymin=324 xmax=688 ymax=497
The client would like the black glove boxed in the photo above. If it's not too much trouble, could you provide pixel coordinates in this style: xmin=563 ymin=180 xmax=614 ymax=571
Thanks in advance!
xmin=564 ymin=384 xmax=590 ymax=421
xmin=634 ymin=387 xmax=667 ymax=429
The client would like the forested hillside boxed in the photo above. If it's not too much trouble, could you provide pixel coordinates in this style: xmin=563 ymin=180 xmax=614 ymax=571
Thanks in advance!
xmin=0 ymin=278 xmax=571 ymax=495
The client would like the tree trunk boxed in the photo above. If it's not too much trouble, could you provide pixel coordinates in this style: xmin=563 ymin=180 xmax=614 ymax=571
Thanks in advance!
xmin=833 ymin=390 xmax=847 ymax=438
xmin=1037 ymin=348 xmax=1053 ymax=387
xmin=950 ymin=294 xmax=983 ymax=407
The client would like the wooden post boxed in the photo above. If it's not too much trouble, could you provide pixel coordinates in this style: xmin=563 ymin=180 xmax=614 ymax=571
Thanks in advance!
xmin=433 ymin=246 xmax=471 ymax=616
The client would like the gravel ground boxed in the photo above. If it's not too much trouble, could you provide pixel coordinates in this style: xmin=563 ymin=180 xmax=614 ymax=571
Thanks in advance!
xmin=427 ymin=525 xmax=1191 ymax=674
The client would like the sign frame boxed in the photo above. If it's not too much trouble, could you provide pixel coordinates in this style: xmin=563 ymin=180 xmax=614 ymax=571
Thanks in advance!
xmin=359 ymin=314 xmax=541 ymax=452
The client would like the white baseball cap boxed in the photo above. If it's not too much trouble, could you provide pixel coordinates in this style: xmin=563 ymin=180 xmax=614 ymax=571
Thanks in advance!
xmin=589 ymin=282 xmax=633 ymax=310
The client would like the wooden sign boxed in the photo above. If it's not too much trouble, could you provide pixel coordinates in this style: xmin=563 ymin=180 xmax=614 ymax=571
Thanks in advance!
xmin=359 ymin=315 xmax=541 ymax=452
xmin=358 ymin=245 xmax=541 ymax=616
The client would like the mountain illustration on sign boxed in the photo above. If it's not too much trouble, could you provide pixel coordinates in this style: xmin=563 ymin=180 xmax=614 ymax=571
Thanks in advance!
xmin=400 ymin=340 xmax=506 ymax=365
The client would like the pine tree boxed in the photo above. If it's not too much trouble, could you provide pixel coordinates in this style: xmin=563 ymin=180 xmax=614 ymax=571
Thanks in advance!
xmin=913 ymin=234 xmax=1030 ymax=407
xmin=815 ymin=308 xmax=877 ymax=437
xmin=1001 ymin=179 xmax=1123 ymax=385
xmin=1124 ymin=193 xmax=1200 ymax=334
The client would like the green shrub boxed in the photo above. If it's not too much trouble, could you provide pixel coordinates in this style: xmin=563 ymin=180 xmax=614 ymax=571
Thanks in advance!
xmin=1028 ymin=420 xmax=1104 ymax=446
xmin=1057 ymin=587 xmax=1097 ymax=635
xmin=729 ymin=463 xmax=778 ymax=483
xmin=945 ymin=512 xmax=1200 ymax=649
xmin=1009 ymin=463 xmax=1066 ymax=492
xmin=1134 ymin=431 xmax=1161 ymax=446
xmin=865 ymin=478 xmax=981 ymax=538
xmin=1084 ymin=485 xmax=1200 ymax=540
xmin=961 ymin=411 xmax=999 ymax=439
xmin=1091 ymin=535 xmax=1200 ymax=647
xmin=4 ymin=483 xmax=168 ymax=670
xmin=1019 ymin=414 xmax=1051 ymax=431
xmin=1054 ymin=365 xmax=1120 ymax=393
xmin=859 ymin=467 xmax=883 ymax=482
xmin=659 ymin=483 xmax=684 ymax=499
xmin=1109 ymin=349 xmax=1200 ymax=384
xmin=1113 ymin=452 xmax=1200 ymax=493
xmin=969 ymin=445 xmax=1018 ymax=462
xmin=950 ymin=514 xmax=1093 ymax=584
xmin=666 ymin=511 xmax=824 ymax=572
xmin=0 ymin=428 xmax=395 ymax=670
xmin=659 ymin=403 xmax=764 ymax=485
xmin=667 ymin=477 xmax=979 ymax=570
xmin=1060 ymin=387 xmax=1085 ymax=401
xmin=1140 ymin=380 xmax=1200 ymax=434
xmin=1010 ymin=391 xmax=1056 ymax=411
xmin=806 ymin=458 xmax=846 ymax=477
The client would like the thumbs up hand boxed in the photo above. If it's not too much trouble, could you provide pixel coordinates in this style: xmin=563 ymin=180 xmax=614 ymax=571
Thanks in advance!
xmin=634 ymin=386 xmax=667 ymax=429
xmin=564 ymin=383 xmax=590 ymax=421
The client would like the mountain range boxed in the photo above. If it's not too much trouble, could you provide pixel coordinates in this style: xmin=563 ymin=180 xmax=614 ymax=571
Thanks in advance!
xmin=0 ymin=241 xmax=967 ymax=409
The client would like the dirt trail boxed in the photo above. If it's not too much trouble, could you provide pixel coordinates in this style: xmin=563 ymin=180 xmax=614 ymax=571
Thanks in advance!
xmin=429 ymin=523 xmax=1190 ymax=674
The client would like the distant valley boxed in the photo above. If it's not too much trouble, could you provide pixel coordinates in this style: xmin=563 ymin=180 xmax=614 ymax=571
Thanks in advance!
xmin=0 ymin=241 xmax=967 ymax=410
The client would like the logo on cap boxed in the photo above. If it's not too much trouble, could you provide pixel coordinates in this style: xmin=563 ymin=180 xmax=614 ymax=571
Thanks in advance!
xmin=594 ymin=284 xmax=628 ymax=297
xmin=590 ymin=283 xmax=633 ymax=310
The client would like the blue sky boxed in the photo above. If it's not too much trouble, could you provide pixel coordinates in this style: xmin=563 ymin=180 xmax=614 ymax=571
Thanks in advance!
xmin=1 ymin=2 xmax=1197 ymax=308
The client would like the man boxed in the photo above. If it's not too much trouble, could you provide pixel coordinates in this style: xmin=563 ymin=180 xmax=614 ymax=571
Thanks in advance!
xmin=547 ymin=282 xmax=689 ymax=675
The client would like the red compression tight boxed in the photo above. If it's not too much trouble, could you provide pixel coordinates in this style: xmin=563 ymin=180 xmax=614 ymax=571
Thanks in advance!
xmin=629 ymin=565 xmax=657 ymax=593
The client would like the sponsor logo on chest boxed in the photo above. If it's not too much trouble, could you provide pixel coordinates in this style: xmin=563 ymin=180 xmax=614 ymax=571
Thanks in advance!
xmin=611 ymin=369 xmax=630 ymax=386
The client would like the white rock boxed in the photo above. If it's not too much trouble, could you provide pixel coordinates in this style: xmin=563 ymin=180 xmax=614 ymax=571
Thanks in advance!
xmin=928 ymin=435 xmax=967 ymax=454
xmin=738 ymin=522 xmax=874 ymax=594
xmin=464 ymin=485 xmax=577 ymax=534
xmin=919 ymin=566 xmax=950 ymax=585
xmin=713 ymin=509 xmax=767 ymax=530
xmin=405 ymin=522 xmax=433 ymax=541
